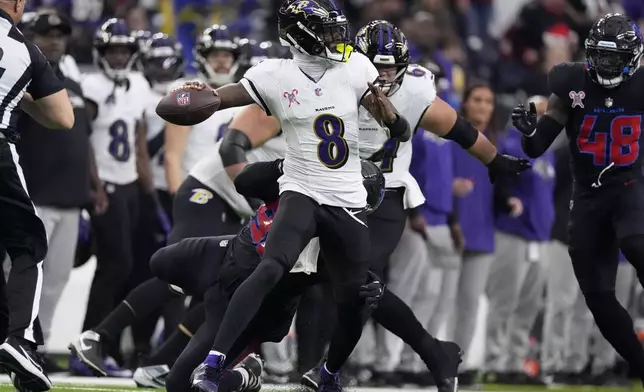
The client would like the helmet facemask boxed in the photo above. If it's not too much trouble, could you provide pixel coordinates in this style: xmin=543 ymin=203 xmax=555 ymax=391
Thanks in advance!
xmin=586 ymin=43 xmax=643 ymax=87
xmin=94 ymin=40 xmax=138 ymax=82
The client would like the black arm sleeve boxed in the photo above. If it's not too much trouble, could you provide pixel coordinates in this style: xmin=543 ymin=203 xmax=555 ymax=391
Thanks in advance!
xmin=493 ymin=179 xmax=514 ymax=213
xmin=234 ymin=159 xmax=284 ymax=202
xmin=384 ymin=113 xmax=411 ymax=141
xmin=25 ymin=43 xmax=64 ymax=100
xmin=521 ymin=115 xmax=564 ymax=158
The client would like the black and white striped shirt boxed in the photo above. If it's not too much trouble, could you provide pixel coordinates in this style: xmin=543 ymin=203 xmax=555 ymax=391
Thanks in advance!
xmin=0 ymin=9 xmax=63 ymax=138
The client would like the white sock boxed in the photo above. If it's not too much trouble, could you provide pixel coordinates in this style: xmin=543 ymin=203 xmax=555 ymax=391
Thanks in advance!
xmin=209 ymin=350 xmax=225 ymax=359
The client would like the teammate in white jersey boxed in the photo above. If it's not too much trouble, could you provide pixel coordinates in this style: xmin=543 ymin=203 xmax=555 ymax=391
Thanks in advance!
xmin=141 ymin=33 xmax=184 ymax=213
xmin=164 ymin=25 xmax=245 ymax=195
xmin=76 ymin=18 xmax=155 ymax=362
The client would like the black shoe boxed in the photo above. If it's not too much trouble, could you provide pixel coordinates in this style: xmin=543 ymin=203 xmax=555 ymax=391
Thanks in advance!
xmin=237 ymin=353 xmax=263 ymax=392
xmin=68 ymin=330 xmax=107 ymax=377
xmin=38 ymin=354 xmax=65 ymax=374
xmin=317 ymin=366 xmax=342 ymax=392
xmin=434 ymin=341 xmax=463 ymax=392
xmin=0 ymin=337 xmax=51 ymax=392
xmin=301 ymin=363 xmax=322 ymax=390
xmin=133 ymin=365 xmax=170 ymax=388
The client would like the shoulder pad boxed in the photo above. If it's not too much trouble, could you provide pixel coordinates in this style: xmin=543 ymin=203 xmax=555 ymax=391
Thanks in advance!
xmin=406 ymin=64 xmax=434 ymax=81
xmin=548 ymin=62 xmax=585 ymax=101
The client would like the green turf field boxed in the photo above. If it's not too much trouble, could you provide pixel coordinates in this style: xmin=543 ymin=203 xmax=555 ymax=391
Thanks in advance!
xmin=0 ymin=382 xmax=640 ymax=392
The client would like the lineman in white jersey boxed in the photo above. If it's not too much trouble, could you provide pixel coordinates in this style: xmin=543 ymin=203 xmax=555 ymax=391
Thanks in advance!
xmin=164 ymin=25 xmax=245 ymax=199
xmin=77 ymin=18 xmax=156 ymax=355
xmin=173 ymin=1 xmax=415 ymax=390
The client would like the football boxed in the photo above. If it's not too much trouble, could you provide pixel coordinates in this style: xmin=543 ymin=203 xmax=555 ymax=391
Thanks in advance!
xmin=156 ymin=86 xmax=221 ymax=126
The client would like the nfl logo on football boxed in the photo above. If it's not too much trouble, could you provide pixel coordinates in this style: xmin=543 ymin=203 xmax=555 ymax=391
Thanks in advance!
xmin=176 ymin=92 xmax=191 ymax=107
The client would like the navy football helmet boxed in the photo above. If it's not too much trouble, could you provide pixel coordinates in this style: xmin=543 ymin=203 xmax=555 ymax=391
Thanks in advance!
xmin=362 ymin=159 xmax=385 ymax=214
xmin=195 ymin=24 xmax=240 ymax=86
xmin=93 ymin=18 xmax=139 ymax=81
xmin=355 ymin=20 xmax=410 ymax=96
xmin=142 ymin=33 xmax=185 ymax=94
xmin=278 ymin=0 xmax=352 ymax=62
xmin=585 ymin=13 xmax=643 ymax=87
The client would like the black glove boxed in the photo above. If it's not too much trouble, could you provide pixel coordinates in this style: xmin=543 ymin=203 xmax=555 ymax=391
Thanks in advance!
xmin=511 ymin=102 xmax=538 ymax=136
xmin=359 ymin=271 xmax=385 ymax=310
xmin=487 ymin=153 xmax=531 ymax=183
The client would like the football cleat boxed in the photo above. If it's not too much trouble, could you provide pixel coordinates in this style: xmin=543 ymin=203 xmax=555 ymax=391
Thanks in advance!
xmin=237 ymin=353 xmax=263 ymax=392
xmin=301 ymin=363 xmax=321 ymax=390
xmin=191 ymin=353 xmax=225 ymax=392
xmin=0 ymin=337 xmax=51 ymax=392
xmin=317 ymin=365 xmax=342 ymax=392
xmin=68 ymin=330 xmax=107 ymax=376
xmin=435 ymin=341 xmax=463 ymax=392
xmin=133 ymin=364 xmax=170 ymax=388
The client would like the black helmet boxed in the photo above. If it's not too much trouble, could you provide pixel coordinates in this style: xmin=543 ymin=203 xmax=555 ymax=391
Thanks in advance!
xmin=362 ymin=160 xmax=385 ymax=214
xmin=142 ymin=33 xmax=185 ymax=93
xmin=355 ymin=20 xmax=410 ymax=96
xmin=585 ymin=13 xmax=643 ymax=87
xmin=278 ymin=0 xmax=352 ymax=62
xmin=195 ymin=24 xmax=240 ymax=85
xmin=93 ymin=18 xmax=139 ymax=81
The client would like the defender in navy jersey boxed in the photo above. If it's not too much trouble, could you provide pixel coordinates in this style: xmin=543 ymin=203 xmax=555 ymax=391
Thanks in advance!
xmin=0 ymin=0 xmax=75 ymax=391
xmin=511 ymin=13 xmax=644 ymax=386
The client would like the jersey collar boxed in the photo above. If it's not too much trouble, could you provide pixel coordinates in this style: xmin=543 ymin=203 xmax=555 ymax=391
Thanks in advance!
xmin=0 ymin=9 xmax=13 ymax=25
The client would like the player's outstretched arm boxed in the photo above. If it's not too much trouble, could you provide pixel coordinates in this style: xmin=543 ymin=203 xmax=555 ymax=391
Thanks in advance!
xmin=512 ymin=95 xmax=568 ymax=158
xmin=178 ymin=81 xmax=256 ymax=110
xmin=220 ymin=104 xmax=281 ymax=180
xmin=420 ymin=96 xmax=530 ymax=182
xmin=361 ymin=82 xmax=411 ymax=142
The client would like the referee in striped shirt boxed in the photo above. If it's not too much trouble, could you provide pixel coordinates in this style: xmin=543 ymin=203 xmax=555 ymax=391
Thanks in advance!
xmin=0 ymin=0 xmax=74 ymax=391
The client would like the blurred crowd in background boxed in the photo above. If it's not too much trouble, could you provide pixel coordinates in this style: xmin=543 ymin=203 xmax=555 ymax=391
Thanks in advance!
xmin=24 ymin=0 xmax=644 ymax=120
xmin=15 ymin=0 xmax=644 ymax=389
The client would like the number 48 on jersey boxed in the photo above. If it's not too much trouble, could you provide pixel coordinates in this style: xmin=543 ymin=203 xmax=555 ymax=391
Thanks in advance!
xmin=577 ymin=114 xmax=642 ymax=166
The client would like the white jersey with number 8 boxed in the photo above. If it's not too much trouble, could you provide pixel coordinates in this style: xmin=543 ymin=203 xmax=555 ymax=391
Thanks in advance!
xmin=240 ymin=52 xmax=381 ymax=208
xmin=82 ymin=71 xmax=150 ymax=185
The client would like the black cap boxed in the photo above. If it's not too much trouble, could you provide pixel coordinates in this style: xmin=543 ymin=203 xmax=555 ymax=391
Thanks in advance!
xmin=28 ymin=11 xmax=72 ymax=35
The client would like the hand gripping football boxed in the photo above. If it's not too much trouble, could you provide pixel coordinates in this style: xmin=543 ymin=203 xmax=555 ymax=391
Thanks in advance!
xmin=156 ymin=86 xmax=221 ymax=126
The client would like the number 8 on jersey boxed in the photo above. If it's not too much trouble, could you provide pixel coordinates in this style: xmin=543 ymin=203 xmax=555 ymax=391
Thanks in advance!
xmin=314 ymin=113 xmax=348 ymax=169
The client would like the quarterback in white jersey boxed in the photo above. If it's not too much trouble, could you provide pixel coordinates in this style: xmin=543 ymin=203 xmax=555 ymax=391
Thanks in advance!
xmin=77 ymin=19 xmax=156 ymax=346
xmin=164 ymin=24 xmax=244 ymax=194
xmin=172 ymin=1 xmax=415 ymax=390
